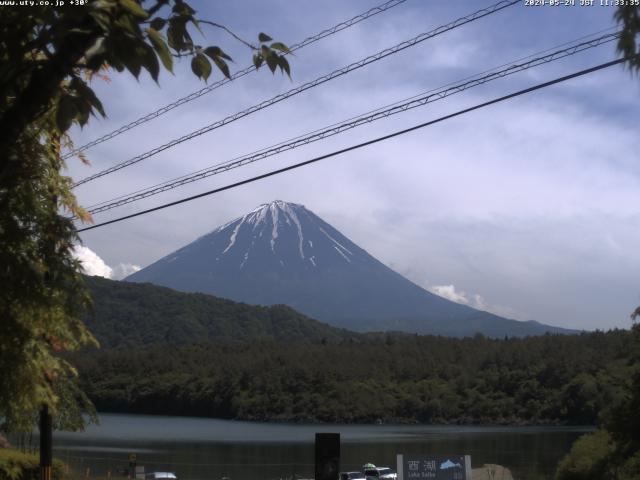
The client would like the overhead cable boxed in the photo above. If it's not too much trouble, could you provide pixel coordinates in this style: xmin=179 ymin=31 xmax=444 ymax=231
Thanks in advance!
xmin=62 ymin=0 xmax=409 ymax=160
xmin=77 ymin=56 xmax=628 ymax=232
xmin=72 ymin=0 xmax=519 ymax=187
xmin=83 ymin=26 xmax=620 ymax=211
xmin=82 ymin=32 xmax=620 ymax=216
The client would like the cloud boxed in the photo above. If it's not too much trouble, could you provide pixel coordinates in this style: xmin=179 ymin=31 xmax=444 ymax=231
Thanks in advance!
xmin=72 ymin=246 xmax=140 ymax=280
xmin=111 ymin=263 xmax=141 ymax=280
xmin=73 ymin=246 xmax=112 ymax=278
xmin=429 ymin=284 xmax=468 ymax=304
xmin=429 ymin=284 xmax=526 ymax=321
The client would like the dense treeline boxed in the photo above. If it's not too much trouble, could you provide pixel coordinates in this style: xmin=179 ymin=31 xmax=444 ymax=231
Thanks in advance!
xmin=83 ymin=276 xmax=358 ymax=348
xmin=555 ymin=321 xmax=640 ymax=479
xmin=72 ymin=329 xmax=632 ymax=425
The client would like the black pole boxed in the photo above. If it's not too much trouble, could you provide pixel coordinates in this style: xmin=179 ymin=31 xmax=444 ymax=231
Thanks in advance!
xmin=39 ymin=405 xmax=52 ymax=480
xmin=315 ymin=433 xmax=340 ymax=480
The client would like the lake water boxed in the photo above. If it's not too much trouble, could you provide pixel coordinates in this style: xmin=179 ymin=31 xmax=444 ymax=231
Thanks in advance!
xmin=50 ymin=413 xmax=590 ymax=480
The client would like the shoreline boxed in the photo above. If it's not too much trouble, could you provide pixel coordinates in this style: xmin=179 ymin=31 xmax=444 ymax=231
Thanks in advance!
xmin=86 ymin=409 xmax=597 ymax=429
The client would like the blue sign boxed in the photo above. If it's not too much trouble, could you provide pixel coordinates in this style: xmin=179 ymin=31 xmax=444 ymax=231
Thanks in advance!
xmin=397 ymin=454 xmax=471 ymax=480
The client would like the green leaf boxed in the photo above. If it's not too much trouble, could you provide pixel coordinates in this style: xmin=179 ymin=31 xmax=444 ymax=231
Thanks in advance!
xmin=125 ymin=59 xmax=142 ymax=79
xmin=110 ymin=35 xmax=142 ymax=79
xmin=118 ymin=0 xmax=149 ymax=19
xmin=56 ymin=95 xmax=78 ymax=133
xmin=87 ymin=92 xmax=105 ymax=118
xmin=140 ymin=43 xmax=160 ymax=82
xmin=166 ymin=22 xmax=179 ymax=50
xmin=70 ymin=77 xmax=105 ymax=117
xmin=220 ymin=49 xmax=232 ymax=61
xmin=270 ymin=42 xmax=291 ymax=54
xmin=150 ymin=17 xmax=166 ymax=31
xmin=114 ymin=13 xmax=140 ymax=35
xmin=258 ymin=32 xmax=272 ymax=42
xmin=167 ymin=17 xmax=191 ymax=51
xmin=204 ymin=46 xmax=220 ymax=58
xmin=67 ymin=27 xmax=93 ymax=35
xmin=88 ymin=10 xmax=111 ymax=32
xmin=278 ymin=55 xmax=291 ymax=78
xmin=265 ymin=51 xmax=277 ymax=73
xmin=117 ymin=44 xmax=142 ymax=78
xmin=147 ymin=28 xmax=173 ymax=72
xmin=253 ymin=53 xmax=263 ymax=69
xmin=212 ymin=56 xmax=230 ymax=79
xmin=111 ymin=61 xmax=125 ymax=72
xmin=204 ymin=46 xmax=232 ymax=62
xmin=108 ymin=50 xmax=124 ymax=72
xmin=72 ymin=96 xmax=91 ymax=127
xmin=191 ymin=53 xmax=211 ymax=81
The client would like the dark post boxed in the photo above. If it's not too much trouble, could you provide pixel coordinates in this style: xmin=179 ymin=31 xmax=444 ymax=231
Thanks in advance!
xmin=128 ymin=453 xmax=137 ymax=480
xmin=39 ymin=405 xmax=52 ymax=480
xmin=315 ymin=433 xmax=340 ymax=480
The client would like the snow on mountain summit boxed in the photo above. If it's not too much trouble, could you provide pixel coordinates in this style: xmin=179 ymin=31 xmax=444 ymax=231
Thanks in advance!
xmin=198 ymin=200 xmax=357 ymax=271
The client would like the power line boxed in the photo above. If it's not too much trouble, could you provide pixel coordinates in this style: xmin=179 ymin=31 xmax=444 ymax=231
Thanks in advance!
xmin=81 ymin=32 xmax=620 ymax=216
xmin=77 ymin=57 xmax=627 ymax=233
xmin=83 ymin=27 xmax=620 ymax=213
xmin=61 ymin=0 xmax=408 ymax=160
xmin=72 ymin=0 xmax=518 ymax=188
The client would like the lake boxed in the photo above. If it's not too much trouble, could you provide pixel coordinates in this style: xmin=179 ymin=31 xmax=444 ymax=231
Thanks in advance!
xmin=49 ymin=413 xmax=590 ymax=480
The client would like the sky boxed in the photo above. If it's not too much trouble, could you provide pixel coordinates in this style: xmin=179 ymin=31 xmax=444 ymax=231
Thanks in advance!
xmin=67 ymin=0 xmax=640 ymax=331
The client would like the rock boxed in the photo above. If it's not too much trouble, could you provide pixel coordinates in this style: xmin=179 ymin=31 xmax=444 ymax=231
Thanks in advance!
xmin=472 ymin=464 xmax=514 ymax=480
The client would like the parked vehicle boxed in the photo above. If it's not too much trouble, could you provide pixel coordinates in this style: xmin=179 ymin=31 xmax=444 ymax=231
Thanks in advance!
xmin=364 ymin=467 xmax=397 ymax=480
xmin=145 ymin=473 xmax=177 ymax=480
xmin=340 ymin=472 xmax=366 ymax=480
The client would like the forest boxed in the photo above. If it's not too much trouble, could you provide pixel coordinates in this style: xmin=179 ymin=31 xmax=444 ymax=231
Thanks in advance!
xmin=71 ymin=329 xmax=633 ymax=425
xmin=82 ymin=276 xmax=358 ymax=347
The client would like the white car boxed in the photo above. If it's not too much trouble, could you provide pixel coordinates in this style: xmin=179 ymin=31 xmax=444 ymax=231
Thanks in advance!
xmin=364 ymin=467 xmax=397 ymax=480
xmin=145 ymin=473 xmax=177 ymax=480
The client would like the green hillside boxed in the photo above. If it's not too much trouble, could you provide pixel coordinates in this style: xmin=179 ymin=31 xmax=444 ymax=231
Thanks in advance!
xmin=83 ymin=276 xmax=359 ymax=348
xmin=77 ymin=276 xmax=634 ymax=426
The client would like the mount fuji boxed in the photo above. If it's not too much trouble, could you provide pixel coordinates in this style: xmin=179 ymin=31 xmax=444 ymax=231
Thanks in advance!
xmin=126 ymin=201 xmax=573 ymax=337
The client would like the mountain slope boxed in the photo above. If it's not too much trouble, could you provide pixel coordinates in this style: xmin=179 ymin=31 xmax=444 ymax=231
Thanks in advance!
xmin=83 ymin=275 xmax=358 ymax=348
xmin=127 ymin=201 xmax=574 ymax=337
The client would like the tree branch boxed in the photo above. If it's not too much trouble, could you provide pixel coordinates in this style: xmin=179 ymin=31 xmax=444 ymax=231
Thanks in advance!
xmin=198 ymin=20 xmax=257 ymax=50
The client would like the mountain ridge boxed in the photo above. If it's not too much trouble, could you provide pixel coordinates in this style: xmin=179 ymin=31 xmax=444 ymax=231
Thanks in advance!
xmin=127 ymin=200 xmax=576 ymax=338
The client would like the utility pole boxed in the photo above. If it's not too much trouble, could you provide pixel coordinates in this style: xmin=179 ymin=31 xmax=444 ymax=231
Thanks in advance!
xmin=40 ymin=190 xmax=56 ymax=480
xmin=39 ymin=405 xmax=53 ymax=480
xmin=315 ymin=433 xmax=340 ymax=480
